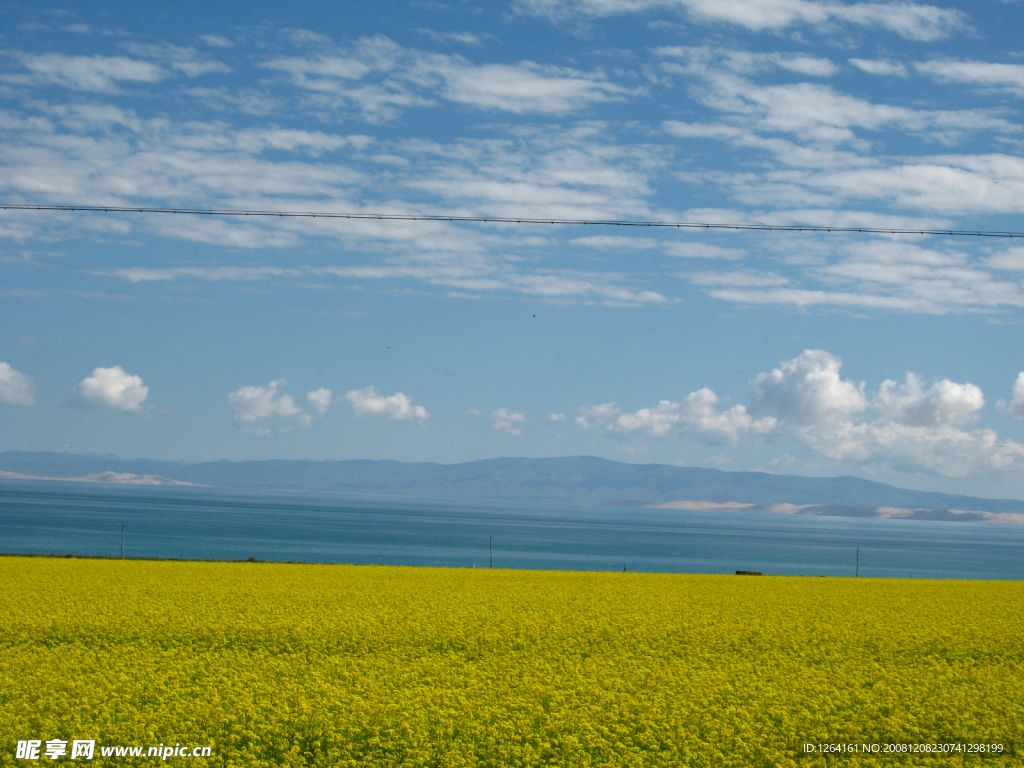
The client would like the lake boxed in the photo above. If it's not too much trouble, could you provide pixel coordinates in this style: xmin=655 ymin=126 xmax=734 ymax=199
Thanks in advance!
xmin=2 ymin=480 xmax=1023 ymax=580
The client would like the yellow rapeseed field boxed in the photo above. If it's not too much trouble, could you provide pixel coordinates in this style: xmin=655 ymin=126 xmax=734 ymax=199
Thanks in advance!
xmin=0 ymin=557 xmax=1020 ymax=767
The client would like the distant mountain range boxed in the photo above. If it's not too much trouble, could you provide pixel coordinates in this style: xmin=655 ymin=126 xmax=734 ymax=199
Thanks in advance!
xmin=3 ymin=451 xmax=1024 ymax=523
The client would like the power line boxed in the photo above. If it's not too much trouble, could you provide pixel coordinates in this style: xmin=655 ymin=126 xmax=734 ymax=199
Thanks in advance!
xmin=3 ymin=202 xmax=1024 ymax=238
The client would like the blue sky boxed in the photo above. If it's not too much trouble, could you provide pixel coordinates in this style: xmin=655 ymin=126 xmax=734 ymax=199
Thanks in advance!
xmin=3 ymin=0 xmax=1024 ymax=497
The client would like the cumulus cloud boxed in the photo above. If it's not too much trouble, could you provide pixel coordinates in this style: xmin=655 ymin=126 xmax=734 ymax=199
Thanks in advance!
xmin=873 ymin=373 xmax=983 ymax=427
xmin=807 ymin=418 xmax=1024 ymax=476
xmin=750 ymin=351 xmax=1024 ymax=476
xmin=0 ymin=361 xmax=35 ymax=406
xmin=548 ymin=412 xmax=566 ymax=422
xmin=612 ymin=388 xmax=763 ymax=445
xmin=345 ymin=386 xmax=429 ymax=422
xmin=576 ymin=402 xmax=621 ymax=429
xmin=576 ymin=389 xmax=770 ymax=445
xmin=307 ymin=388 xmax=333 ymax=416
xmin=72 ymin=366 xmax=148 ymax=413
xmin=571 ymin=351 xmax=1024 ymax=475
xmin=492 ymin=408 xmax=526 ymax=435
xmin=749 ymin=350 xmax=867 ymax=427
xmin=1007 ymin=372 xmax=1024 ymax=421
xmin=227 ymin=379 xmax=306 ymax=427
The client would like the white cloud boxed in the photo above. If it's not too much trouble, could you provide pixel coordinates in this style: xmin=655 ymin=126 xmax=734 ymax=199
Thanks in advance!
xmin=873 ymin=373 xmax=983 ymax=427
xmin=492 ymin=407 xmax=526 ymax=434
xmin=748 ymin=351 xmax=1024 ymax=476
xmin=515 ymin=0 xmax=963 ymax=40
xmin=113 ymin=267 xmax=300 ymax=282
xmin=576 ymin=402 xmax=621 ymax=429
xmin=227 ymin=379 xmax=305 ymax=426
xmin=345 ymin=386 xmax=429 ymax=422
xmin=571 ymin=234 xmax=748 ymax=261
xmin=750 ymin=349 xmax=867 ymax=427
xmin=915 ymin=59 xmax=1024 ymax=95
xmin=806 ymin=418 xmax=1024 ymax=476
xmin=1 ymin=97 xmax=673 ymax=305
xmin=570 ymin=235 xmax=660 ymax=250
xmin=664 ymin=242 xmax=746 ymax=259
xmin=986 ymin=247 xmax=1024 ymax=271
xmin=611 ymin=388 xmax=761 ymax=445
xmin=307 ymin=388 xmax=333 ymax=416
xmin=548 ymin=412 xmax=566 ymax=421
xmin=659 ymin=49 xmax=1019 ymax=156
xmin=72 ymin=366 xmax=148 ymax=413
xmin=688 ymin=270 xmax=789 ymax=287
xmin=657 ymin=48 xmax=838 ymax=77
xmin=428 ymin=59 xmax=630 ymax=113
xmin=662 ymin=120 xmax=744 ymax=139
xmin=121 ymin=42 xmax=231 ymax=78
xmin=199 ymin=35 xmax=233 ymax=48
xmin=1008 ymin=373 xmax=1024 ymax=421
xmin=0 ymin=361 xmax=35 ymax=406
xmin=691 ymin=237 xmax=1024 ymax=316
xmin=397 ymin=128 xmax=666 ymax=221
xmin=771 ymin=55 xmax=837 ymax=77
xmin=706 ymin=288 xmax=940 ymax=312
xmin=570 ymin=351 xmax=1024 ymax=476
xmin=813 ymin=155 xmax=1024 ymax=214
xmin=849 ymin=58 xmax=908 ymax=77
xmin=576 ymin=389 xmax=770 ymax=445
xmin=263 ymin=37 xmax=627 ymax=119
xmin=2 ymin=52 xmax=167 ymax=91
xmin=708 ymin=79 xmax=1012 ymax=143
xmin=417 ymin=29 xmax=485 ymax=46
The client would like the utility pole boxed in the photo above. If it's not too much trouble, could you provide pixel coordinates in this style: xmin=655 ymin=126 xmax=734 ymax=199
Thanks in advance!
xmin=856 ymin=547 xmax=860 ymax=578
xmin=120 ymin=524 xmax=126 ymax=559
xmin=489 ymin=536 xmax=493 ymax=569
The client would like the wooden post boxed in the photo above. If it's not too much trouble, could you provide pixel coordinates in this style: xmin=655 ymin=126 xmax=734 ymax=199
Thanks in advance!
xmin=489 ymin=536 xmax=493 ymax=569
xmin=120 ymin=524 xmax=126 ymax=559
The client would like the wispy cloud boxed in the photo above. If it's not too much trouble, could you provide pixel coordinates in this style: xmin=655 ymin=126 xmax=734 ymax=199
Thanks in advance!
xmin=262 ymin=35 xmax=630 ymax=120
xmin=515 ymin=0 xmax=963 ymax=40
xmin=1 ymin=52 xmax=167 ymax=92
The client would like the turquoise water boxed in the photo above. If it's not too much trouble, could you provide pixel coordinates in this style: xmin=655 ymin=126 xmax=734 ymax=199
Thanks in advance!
xmin=2 ymin=480 xmax=1023 ymax=579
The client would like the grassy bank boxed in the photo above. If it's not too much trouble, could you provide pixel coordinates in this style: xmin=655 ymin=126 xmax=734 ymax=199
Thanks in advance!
xmin=0 ymin=558 xmax=1020 ymax=767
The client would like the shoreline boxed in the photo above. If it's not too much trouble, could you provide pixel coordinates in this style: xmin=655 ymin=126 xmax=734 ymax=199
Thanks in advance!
xmin=3 ymin=551 xmax=1019 ymax=581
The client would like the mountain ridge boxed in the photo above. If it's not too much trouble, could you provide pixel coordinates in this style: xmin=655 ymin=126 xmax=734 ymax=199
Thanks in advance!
xmin=2 ymin=451 xmax=1024 ymax=516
